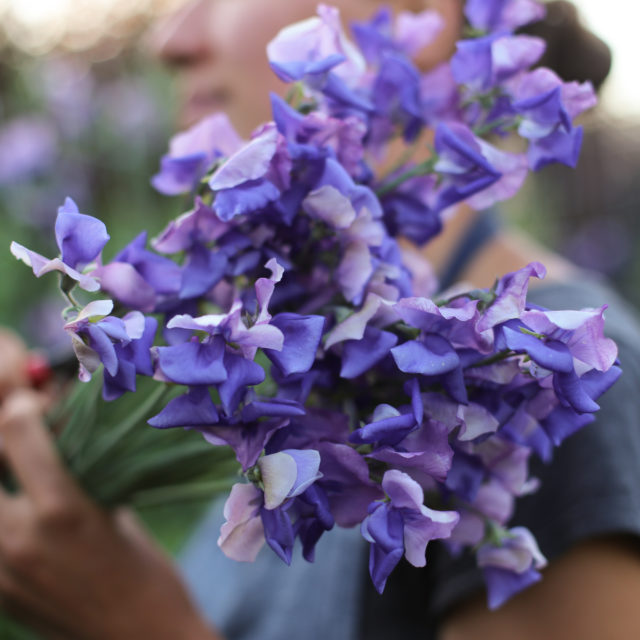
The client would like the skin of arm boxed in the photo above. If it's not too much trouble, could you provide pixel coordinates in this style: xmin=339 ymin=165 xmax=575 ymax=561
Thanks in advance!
xmin=439 ymin=536 xmax=640 ymax=640
xmin=0 ymin=389 xmax=225 ymax=640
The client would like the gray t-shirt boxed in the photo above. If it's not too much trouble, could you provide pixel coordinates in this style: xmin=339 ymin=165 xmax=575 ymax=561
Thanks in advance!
xmin=179 ymin=276 xmax=640 ymax=639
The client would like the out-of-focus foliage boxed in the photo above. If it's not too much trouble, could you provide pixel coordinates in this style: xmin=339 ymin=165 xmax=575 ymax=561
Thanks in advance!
xmin=0 ymin=45 xmax=179 ymax=357
xmin=0 ymin=40 xmax=186 ymax=640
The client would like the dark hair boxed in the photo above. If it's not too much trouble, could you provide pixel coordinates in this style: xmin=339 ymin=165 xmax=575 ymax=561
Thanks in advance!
xmin=520 ymin=1 xmax=612 ymax=92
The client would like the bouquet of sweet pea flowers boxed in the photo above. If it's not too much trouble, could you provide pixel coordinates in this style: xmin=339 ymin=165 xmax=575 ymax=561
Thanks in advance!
xmin=11 ymin=0 xmax=621 ymax=609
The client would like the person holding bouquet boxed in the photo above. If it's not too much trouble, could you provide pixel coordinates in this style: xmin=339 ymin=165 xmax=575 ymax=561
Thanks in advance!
xmin=2 ymin=1 xmax=640 ymax=639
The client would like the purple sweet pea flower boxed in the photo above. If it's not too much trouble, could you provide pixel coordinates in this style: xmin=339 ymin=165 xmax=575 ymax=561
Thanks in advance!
xmin=10 ymin=197 xmax=109 ymax=292
xmin=258 ymin=449 xmax=322 ymax=510
xmin=152 ymin=113 xmax=243 ymax=195
xmin=477 ymin=526 xmax=547 ymax=609
xmin=368 ymin=418 xmax=454 ymax=483
xmin=520 ymin=306 xmax=617 ymax=373
xmin=152 ymin=197 xmax=230 ymax=254
xmin=103 ymin=315 xmax=158 ymax=401
xmin=350 ymin=402 xmax=419 ymax=447
xmin=267 ymin=4 xmax=365 ymax=84
xmin=465 ymin=0 xmax=546 ymax=33
xmin=165 ymin=260 xmax=285 ymax=361
xmin=201 ymin=416 xmax=292 ymax=471
xmin=433 ymin=123 xmax=502 ymax=212
xmin=208 ymin=124 xmax=285 ymax=221
xmin=351 ymin=7 xmax=443 ymax=63
xmin=64 ymin=301 xmax=145 ymax=384
xmin=510 ymin=68 xmax=596 ymax=140
xmin=527 ymin=126 xmax=584 ymax=170
xmin=362 ymin=470 xmax=459 ymax=592
xmin=218 ymin=483 xmax=266 ymax=562
xmin=477 ymin=261 xmax=546 ymax=332
xmin=466 ymin=142 xmax=528 ymax=211
xmin=451 ymin=33 xmax=545 ymax=92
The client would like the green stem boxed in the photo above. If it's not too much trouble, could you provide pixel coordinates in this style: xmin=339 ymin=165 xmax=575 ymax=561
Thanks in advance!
xmin=70 ymin=383 xmax=168 ymax=476
xmin=131 ymin=479 xmax=237 ymax=508
xmin=375 ymin=157 xmax=438 ymax=198
xmin=468 ymin=350 xmax=516 ymax=369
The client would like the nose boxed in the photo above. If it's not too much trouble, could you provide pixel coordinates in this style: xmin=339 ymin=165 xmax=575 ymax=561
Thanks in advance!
xmin=148 ymin=0 xmax=213 ymax=68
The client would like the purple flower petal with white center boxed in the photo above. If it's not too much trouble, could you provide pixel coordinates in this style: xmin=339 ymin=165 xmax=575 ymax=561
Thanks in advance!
xmin=218 ymin=483 xmax=265 ymax=562
xmin=55 ymin=198 xmax=110 ymax=270
xmin=465 ymin=0 xmax=546 ymax=33
xmin=477 ymin=262 xmax=546 ymax=332
xmin=391 ymin=334 xmax=460 ymax=376
xmin=156 ymin=336 xmax=227 ymax=386
xmin=152 ymin=113 xmax=243 ymax=195
xmin=340 ymin=326 xmax=398 ymax=379
xmin=10 ymin=242 xmax=100 ymax=292
xmin=264 ymin=313 xmax=325 ymax=376
xmin=93 ymin=262 xmax=157 ymax=313
xmin=148 ymin=387 xmax=219 ymax=429
xmin=258 ymin=449 xmax=322 ymax=510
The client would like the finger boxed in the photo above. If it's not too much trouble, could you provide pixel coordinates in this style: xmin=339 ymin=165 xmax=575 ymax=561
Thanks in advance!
xmin=0 ymin=390 xmax=84 ymax=508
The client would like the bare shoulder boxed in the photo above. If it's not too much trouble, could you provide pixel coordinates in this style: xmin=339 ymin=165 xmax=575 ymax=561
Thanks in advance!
xmin=439 ymin=536 xmax=640 ymax=640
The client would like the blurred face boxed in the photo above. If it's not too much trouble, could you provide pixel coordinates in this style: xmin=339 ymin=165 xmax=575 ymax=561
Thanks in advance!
xmin=152 ymin=0 xmax=462 ymax=136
